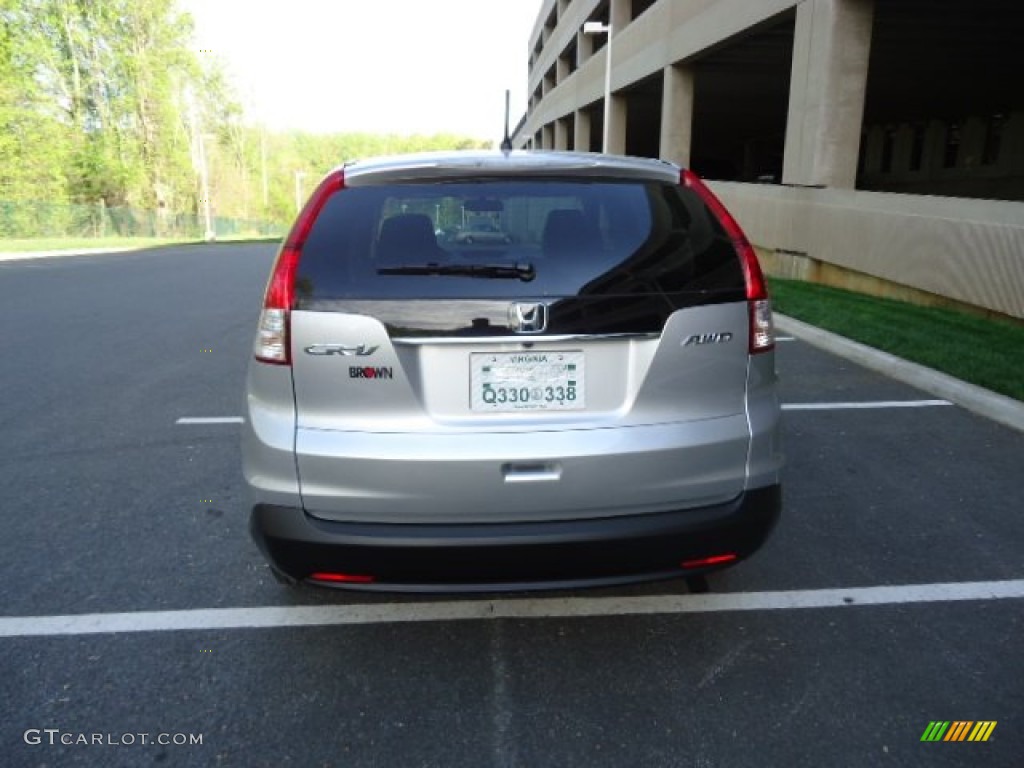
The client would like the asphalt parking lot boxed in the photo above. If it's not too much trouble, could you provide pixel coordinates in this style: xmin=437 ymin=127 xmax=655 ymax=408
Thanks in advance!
xmin=1 ymin=244 xmax=1021 ymax=767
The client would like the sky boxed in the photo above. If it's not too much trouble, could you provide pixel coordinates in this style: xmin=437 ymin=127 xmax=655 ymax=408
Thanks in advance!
xmin=180 ymin=0 xmax=544 ymax=141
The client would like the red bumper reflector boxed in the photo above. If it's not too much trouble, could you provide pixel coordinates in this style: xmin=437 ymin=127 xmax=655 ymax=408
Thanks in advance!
xmin=309 ymin=572 xmax=375 ymax=584
xmin=681 ymin=553 xmax=738 ymax=569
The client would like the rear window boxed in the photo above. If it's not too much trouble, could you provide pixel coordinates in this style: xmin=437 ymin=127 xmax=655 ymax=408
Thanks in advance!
xmin=295 ymin=178 xmax=744 ymax=304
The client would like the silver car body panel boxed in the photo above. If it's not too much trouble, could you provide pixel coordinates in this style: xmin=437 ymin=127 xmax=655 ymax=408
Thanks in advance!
xmin=284 ymin=302 xmax=759 ymax=524
xmin=241 ymin=363 xmax=299 ymax=508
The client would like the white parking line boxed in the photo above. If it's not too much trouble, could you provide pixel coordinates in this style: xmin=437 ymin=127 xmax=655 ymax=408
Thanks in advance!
xmin=775 ymin=336 xmax=796 ymax=342
xmin=2 ymin=580 xmax=1021 ymax=638
xmin=783 ymin=400 xmax=952 ymax=411
xmin=175 ymin=417 xmax=244 ymax=425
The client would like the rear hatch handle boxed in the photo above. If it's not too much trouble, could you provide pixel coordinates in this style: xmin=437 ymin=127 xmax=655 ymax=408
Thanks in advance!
xmin=502 ymin=462 xmax=562 ymax=483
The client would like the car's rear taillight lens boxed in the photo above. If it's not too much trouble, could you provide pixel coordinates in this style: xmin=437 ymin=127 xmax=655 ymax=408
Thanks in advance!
xmin=255 ymin=307 xmax=289 ymax=363
xmin=254 ymin=169 xmax=346 ymax=365
xmin=749 ymin=297 xmax=774 ymax=354
xmin=681 ymin=169 xmax=775 ymax=354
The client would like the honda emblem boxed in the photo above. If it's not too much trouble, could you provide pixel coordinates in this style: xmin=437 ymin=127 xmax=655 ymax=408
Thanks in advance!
xmin=509 ymin=302 xmax=548 ymax=334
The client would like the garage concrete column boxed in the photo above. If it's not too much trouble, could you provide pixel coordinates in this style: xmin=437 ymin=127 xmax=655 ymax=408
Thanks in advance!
xmin=554 ymin=118 xmax=569 ymax=150
xmin=660 ymin=63 xmax=695 ymax=167
xmin=541 ymin=123 xmax=554 ymax=150
xmin=574 ymin=109 xmax=592 ymax=152
xmin=607 ymin=93 xmax=627 ymax=155
xmin=782 ymin=0 xmax=874 ymax=188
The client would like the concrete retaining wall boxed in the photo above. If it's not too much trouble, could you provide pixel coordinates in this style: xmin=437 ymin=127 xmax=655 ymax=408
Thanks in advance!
xmin=710 ymin=181 xmax=1024 ymax=320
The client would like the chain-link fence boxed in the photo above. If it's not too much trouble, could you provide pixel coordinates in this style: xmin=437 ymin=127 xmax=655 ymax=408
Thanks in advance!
xmin=0 ymin=200 xmax=283 ymax=240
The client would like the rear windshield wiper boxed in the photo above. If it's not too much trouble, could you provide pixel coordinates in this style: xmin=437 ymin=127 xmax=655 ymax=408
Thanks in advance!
xmin=377 ymin=262 xmax=535 ymax=282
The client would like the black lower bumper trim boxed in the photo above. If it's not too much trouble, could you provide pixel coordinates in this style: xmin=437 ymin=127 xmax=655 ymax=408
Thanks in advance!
xmin=250 ymin=485 xmax=781 ymax=592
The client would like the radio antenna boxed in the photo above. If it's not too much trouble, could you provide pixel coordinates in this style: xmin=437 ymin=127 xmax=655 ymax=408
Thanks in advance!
xmin=500 ymin=89 xmax=513 ymax=152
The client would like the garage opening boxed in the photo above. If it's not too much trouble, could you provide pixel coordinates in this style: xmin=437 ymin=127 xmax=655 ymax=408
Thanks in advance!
xmin=624 ymin=72 xmax=663 ymax=160
xmin=689 ymin=11 xmax=795 ymax=182
xmin=859 ymin=0 xmax=1024 ymax=201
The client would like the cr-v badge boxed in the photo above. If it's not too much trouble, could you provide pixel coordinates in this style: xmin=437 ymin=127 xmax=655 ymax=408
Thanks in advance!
xmin=304 ymin=344 xmax=379 ymax=356
xmin=510 ymin=302 xmax=548 ymax=334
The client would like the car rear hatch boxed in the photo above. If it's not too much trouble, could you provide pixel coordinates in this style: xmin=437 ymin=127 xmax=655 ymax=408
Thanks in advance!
xmin=256 ymin=160 xmax=773 ymax=524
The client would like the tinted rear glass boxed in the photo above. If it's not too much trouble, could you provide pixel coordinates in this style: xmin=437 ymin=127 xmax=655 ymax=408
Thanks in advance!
xmin=296 ymin=178 xmax=744 ymax=304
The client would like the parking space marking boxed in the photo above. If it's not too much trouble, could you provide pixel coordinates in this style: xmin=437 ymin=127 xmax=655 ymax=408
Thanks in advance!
xmin=176 ymin=417 xmax=244 ymax=425
xmin=2 ymin=580 xmax=1021 ymax=639
xmin=775 ymin=336 xmax=796 ymax=342
xmin=783 ymin=400 xmax=952 ymax=411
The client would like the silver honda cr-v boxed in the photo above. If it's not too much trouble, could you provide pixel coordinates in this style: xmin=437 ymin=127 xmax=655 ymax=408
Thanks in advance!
xmin=243 ymin=150 xmax=782 ymax=591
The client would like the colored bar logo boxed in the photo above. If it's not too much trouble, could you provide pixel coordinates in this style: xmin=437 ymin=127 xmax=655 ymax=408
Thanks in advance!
xmin=921 ymin=721 xmax=997 ymax=742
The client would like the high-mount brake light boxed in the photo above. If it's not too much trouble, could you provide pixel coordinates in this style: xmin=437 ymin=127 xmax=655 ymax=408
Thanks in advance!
xmin=681 ymin=169 xmax=775 ymax=354
xmin=254 ymin=170 xmax=346 ymax=364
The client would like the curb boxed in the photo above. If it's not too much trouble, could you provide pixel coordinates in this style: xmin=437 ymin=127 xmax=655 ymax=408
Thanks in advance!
xmin=775 ymin=314 xmax=1024 ymax=434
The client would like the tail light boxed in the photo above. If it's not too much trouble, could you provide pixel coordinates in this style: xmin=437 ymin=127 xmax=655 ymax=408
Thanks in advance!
xmin=681 ymin=169 xmax=775 ymax=354
xmin=254 ymin=169 xmax=346 ymax=364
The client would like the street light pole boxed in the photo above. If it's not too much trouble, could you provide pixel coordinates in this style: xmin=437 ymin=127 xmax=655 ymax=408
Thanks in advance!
xmin=261 ymin=126 xmax=269 ymax=212
xmin=583 ymin=21 xmax=613 ymax=153
xmin=197 ymin=132 xmax=214 ymax=241
xmin=186 ymin=88 xmax=215 ymax=240
xmin=294 ymin=171 xmax=307 ymax=214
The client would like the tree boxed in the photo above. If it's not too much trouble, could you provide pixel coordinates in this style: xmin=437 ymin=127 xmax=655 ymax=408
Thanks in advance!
xmin=4 ymin=0 xmax=203 ymax=214
xmin=0 ymin=0 xmax=72 ymax=206
xmin=0 ymin=0 xmax=496 ymax=236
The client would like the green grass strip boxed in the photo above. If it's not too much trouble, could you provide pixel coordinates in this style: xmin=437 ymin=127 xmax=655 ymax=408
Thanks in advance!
xmin=768 ymin=278 xmax=1024 ymax=402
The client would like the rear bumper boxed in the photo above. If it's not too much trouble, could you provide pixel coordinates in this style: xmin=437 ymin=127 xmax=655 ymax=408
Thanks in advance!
xmin=250 ymin=485 xmax=781 ymax=592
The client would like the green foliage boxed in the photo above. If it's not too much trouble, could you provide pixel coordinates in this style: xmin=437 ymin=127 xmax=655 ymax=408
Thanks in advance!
xmin=0 ymin=0 xmax=71 ymax=203
xmin=0 ymin=0 xmax=206 ymax=210
xmin=246 ymin=131 xmax=494 ymax=225
xmin=0 ymin=0 xmax=493 ymax=233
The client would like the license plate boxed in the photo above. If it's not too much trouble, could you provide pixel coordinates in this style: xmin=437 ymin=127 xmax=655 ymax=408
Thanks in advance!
xmin=470 ymin=351 xmax=584 ymax=412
